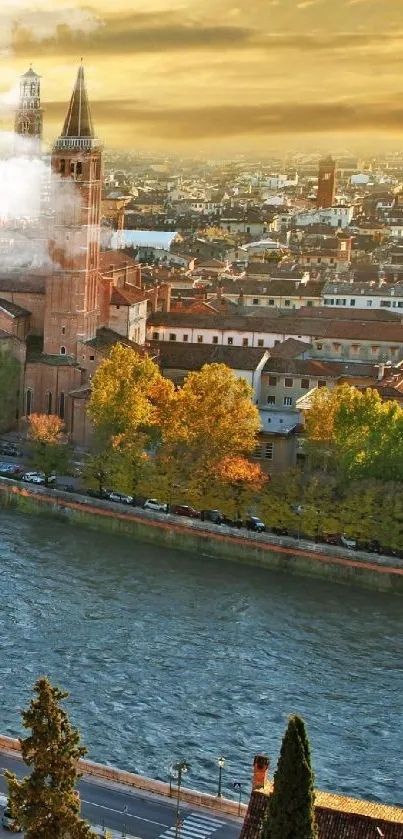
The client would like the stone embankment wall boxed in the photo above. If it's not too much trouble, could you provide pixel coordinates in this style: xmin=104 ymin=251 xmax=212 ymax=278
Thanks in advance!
xmin=1 ymin=478 xmax=403 ymax=594
xmin=0 ymin=733 xmax=245 ymax=818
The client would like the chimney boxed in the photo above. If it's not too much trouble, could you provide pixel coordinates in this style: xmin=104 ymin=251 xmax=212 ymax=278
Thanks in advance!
xmin=217 ymin=282 xmax=223 ymax=299
xmin=238 ymin=287 xmax=244 ymax=305
xmin=252 ymin=755 xmax=270 ymax=790
xmin=377 ymin=363 xmax=385 ymax=381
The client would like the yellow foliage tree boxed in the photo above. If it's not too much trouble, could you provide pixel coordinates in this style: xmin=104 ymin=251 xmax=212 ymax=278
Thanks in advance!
xmin=214 ymin=456 xmax=267 ymax=520
xmin=27 ymin=414 xmax=71 ymax=485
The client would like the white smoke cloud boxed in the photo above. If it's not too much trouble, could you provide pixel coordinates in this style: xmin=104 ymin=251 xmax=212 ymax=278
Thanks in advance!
xmin=0 ymin=1 xmax=101 ymax=56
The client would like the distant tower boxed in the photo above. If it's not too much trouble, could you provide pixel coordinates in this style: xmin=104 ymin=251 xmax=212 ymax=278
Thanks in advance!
xmin=316 ymin=155 xmax=336 ymax=209
xmin=14 ymin=66 xmax=43 ymax=155
xmin=43 ymin=65 xmax=102 ymax=357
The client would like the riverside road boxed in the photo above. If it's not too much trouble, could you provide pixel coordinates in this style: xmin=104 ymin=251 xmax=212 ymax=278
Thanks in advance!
xmin=0 ymin=510 xmax=402 ymax=806
xmin=0 ymin=751 xmax=241 ymax=839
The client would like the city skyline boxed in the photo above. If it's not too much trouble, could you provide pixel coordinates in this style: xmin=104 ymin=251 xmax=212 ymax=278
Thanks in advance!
xmin=1 ymin=0 xmax=403 ymax=155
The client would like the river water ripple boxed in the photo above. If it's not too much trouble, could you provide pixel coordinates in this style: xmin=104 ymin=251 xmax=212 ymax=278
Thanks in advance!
xmin=0 ymin=511 xmax=401 ymax=805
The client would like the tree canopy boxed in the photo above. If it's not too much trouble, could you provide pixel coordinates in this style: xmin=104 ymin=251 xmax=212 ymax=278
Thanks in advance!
xmin=304 ymin=383 xmax=403 ymax=482
xmin=0 ymin=348 xmax=20 ymax=432
xmin=263 ymin=715 xmax=317 ymax=839
xmin=5 ymin=677 xmax=93 ymax=839
xmin=27 ymin=414 xmax=71 ymax=484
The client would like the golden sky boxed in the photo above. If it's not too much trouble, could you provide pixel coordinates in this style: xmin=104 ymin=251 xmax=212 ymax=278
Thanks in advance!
xmin=2 ymin=0 xmax=403 ymax=155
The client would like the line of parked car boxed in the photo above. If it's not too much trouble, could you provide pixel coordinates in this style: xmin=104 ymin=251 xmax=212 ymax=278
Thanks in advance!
xmin=0 ymin=461 xmax=402 ymax=559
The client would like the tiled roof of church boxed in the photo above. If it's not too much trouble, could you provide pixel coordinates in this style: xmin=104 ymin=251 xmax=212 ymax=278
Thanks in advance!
xmin=61 ymin=64 xmax=94 ymax=139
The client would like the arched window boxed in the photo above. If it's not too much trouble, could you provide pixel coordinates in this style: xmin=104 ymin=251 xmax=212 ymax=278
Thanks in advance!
xmin=25 ymin=389 xmax=32 ymax=417
xmin=46 ymin=392 xmax=52 ymax=415
xmin=60 ymin=346 xmax=66 ymax=355
xmin=59 ymin=392 xmax=65 ymax=420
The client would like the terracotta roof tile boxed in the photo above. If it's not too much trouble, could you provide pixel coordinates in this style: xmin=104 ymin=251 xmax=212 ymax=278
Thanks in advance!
xmin=110 ymin=286 xmax=146 ymax=306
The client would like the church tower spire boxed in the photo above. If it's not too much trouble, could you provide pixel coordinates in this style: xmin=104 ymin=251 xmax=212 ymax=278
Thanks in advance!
xmin=14 ymin=66 xmax=43 ymax=155
xmin=43 ymin=65 xmax=102 ymax=358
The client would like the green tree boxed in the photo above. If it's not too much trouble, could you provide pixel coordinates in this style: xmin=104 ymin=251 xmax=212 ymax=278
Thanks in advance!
xmin=5 ymin=677 xmax=93 ymax=839
xmin=257 ymin=470 xmax=302 ymax=531
xmin=27 ymin=414 xmax=71 ymax=485
xmin=0 ymin=348 xmax=20 ymax=432
xmin=263 ymin=715 xmax=317 ymax=839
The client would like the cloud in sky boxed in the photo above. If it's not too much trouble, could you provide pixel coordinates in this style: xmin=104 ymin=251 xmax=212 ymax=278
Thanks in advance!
xmin=2 ymin=0 xmax=403 ymax=151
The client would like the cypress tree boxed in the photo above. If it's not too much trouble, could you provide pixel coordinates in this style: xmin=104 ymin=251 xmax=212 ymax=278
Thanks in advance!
xmin=263 ymin=714 xmax=317 ymax=839
xmin=5 ymin=676 xmax=93 ymax=839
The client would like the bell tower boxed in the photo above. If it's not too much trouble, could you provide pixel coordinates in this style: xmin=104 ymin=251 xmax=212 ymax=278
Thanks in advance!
xmin=43 ymin=64 xmax=102 ymax=357
xmin=14 ymin=66 xmax=43 ymax=155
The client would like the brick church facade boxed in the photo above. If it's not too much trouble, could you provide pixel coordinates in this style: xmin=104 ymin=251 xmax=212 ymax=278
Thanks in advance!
xmin=0 ymin=65 xmax=170 ymax=445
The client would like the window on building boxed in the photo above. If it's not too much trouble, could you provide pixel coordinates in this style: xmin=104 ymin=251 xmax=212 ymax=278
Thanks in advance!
xmin=253 ymin=443 xmax=262 ymax=459
xmin=330 ymin=258 xmax=335 ymax=264
xmin=301 ymin=378 xmax=310 ymax=389
xmin=257 ymin=339 xmax=264 ymax=347
xmin=60 ymin=159 xmax=65 ymax=174
xmin=336 ymin=298 xmax=346 ymax=306
xmin=366 ymin=300 xmax=372 ymax=307
xmin=197 ymin=335 xmax=203 ymax=343
xmin=316 ymin=343 xmax=323 ymax=350
xmin=253 ymin=298 xmax=260 ymax=305
xmin=284 ymin=377 xmax=293 ymax=388
xmin=306 ymin=300 xmax=313 ymax=307
xmin=70 ymin=162 xmax=75 ymax=175
xmin=284 ymin=396 xmax=293 ymax=407
xmin=318 ymin=380 xmax=327 ymax=388
xmin=212 ymin=336 xmax=218 ymax=344
xmin=274 ymin=339 xmax=280 ymax=346
xmin=284 ymin=300 xmax=291 ymax=307
xmin=60 ymin=346 xmax=66 ymax=355
xmin=265 ymin=442 xmax=274 ymax=460
xmin=169 ymin=333 xmax=176 ymax=341
xmin=76 ymin=161 xmax=82 ymax=177
xmin=242 ymin=338 xmax=249 ymax=347
xmin=268 ymin=376 xmax=277 ymax=387
xmin=227 ymin=337 xmax=233 ymax=345
xmin=59 ymin=392 xmax=65 ymax=420
xmin=25 ymin=389 xmax=32 ymax=417
xmin=61 ymin=326 xmax=66 ymax=335
xmin=267 ymin=395 xmax=276 ymax=405
xmin=351 ymin=344 xmax=360 ymax=354
xmin=183 ymin=334 xmax=189 ymax=342
xmin=268 ymin=299 xmax=275 ymax=306
xmin=317 ymin=257 xmax=322 ymax=264
xmin=350 ymin=299 xmax=356 ymax=306
xmin=380 ymin=300 xmax=391 ymax=307
xmin=152 ymin=332 xmax=159 ymax=340
xmin=46 ymin=392 xmax=52 ymax=415
xmin=390 ymin=346 xmax=398 ymax=355
xmin=371 ymin=345 xmax=379 ymax=354
xmin=89 ymin=355 xmax=95 ymax=361
xmin=333 ymin=342 xmax=341 ymax=351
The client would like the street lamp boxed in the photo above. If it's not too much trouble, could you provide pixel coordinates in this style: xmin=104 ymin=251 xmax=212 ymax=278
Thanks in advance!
xmin=217 ymin=757 xmax=225 ymax=798
xmin=174 ymin=759 xmax=189 ymax=839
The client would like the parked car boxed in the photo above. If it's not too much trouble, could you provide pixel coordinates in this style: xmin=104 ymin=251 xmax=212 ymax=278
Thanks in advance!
xmin=245 ymin=516 xmax=265 ymax=533
xmin=200 ymin=509 xmax=224 ymax=524
xmin=322 ymin=533 xmax=341 ymax=546
xmin=341 ymin=534 xmax=357 ymax=550
xmin=2 ymin=805 xmax=21 ymax=831
xmin=356 ymin=539 xmax=381 ymax=554
xmin=22 ymin=472 xmax=56 ymax=485
xmin=222 ymin=515 xmax=243 ymax=529
xmin=143 ymin=498 xmax=168 ymax=513
xmin=87 ymin=488 xmax=110 ymax=500
xmin=172 ymin=504 xmax=200 ymax=518
xmin=108 ymin=491 xmax=133 ymax=505
xmin=0 ymin=443 xmax=21 ymax=457
xmin=0 ymin=462 xmax=23 ymax=476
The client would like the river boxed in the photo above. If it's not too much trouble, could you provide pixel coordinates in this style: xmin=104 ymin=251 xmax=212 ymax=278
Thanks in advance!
xmin=0 ymin=510 xmax=401 ymax=806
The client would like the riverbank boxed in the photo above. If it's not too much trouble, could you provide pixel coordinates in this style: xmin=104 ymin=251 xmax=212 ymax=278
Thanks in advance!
xmin=0 ymin=477 xmax=403 ymax=594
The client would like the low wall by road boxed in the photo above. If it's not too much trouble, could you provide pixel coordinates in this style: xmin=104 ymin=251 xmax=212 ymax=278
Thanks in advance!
xmin=1 ymin=478 xmax=403 ymax=594
xmin=0 ymin=734 xmax=245 ymax=818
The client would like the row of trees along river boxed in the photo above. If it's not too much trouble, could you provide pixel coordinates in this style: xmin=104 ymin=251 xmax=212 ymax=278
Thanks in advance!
xmin=11 ymin=345 xmax=403 ymax=549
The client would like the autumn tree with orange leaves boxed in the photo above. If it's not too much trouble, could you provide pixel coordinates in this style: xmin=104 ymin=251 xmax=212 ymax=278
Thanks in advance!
xmin=27 ymin=414 xmax=71 ymax=485
xmin=214 ymin=456 xmax=267 ymax=520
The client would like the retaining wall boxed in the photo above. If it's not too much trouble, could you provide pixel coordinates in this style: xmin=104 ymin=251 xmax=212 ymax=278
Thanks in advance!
xmin=1 ymin=478 xmax=403 ymax=594
xmin=0 ymin=734 xmax=245 ymax=818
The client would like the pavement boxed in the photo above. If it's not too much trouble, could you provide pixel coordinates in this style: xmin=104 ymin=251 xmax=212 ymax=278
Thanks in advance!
xmin=0 ymin=751 xmax=242 ymax=839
